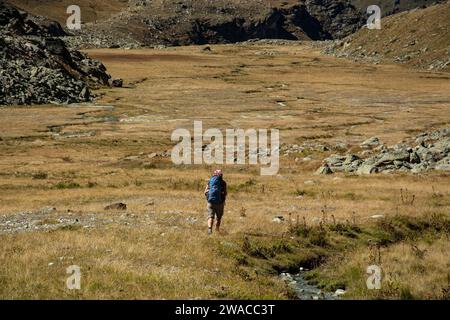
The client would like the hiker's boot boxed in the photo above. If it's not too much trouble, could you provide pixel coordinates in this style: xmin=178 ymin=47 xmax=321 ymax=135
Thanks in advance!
xmin=207 ymin=228 xmax=212 ymax=235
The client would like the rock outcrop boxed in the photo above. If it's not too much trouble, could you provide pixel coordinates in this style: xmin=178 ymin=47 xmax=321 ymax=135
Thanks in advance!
xmin=304 ymin=0 xmax=365 ymax=39
xmin=0 ymin=1 xmax=114 ymax=105
xmin=316 ymin=127 xmax=450 ymax=175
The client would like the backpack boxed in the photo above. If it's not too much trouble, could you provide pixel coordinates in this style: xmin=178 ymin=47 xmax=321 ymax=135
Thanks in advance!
xmin=208 ymin=176 xmax=223 ymax=204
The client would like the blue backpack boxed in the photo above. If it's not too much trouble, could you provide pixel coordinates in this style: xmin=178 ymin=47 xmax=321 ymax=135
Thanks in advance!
xmin=208 ymin=176 xmax=223 ymax=204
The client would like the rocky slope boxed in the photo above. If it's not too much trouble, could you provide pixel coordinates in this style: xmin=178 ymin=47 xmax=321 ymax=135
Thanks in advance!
xmin=0 ymin=1 xmax=116 ymax=105
xmin=324 ymin=1 xmax=450 ymax=71
xmin=350 ymin=0 xmax=446 ymax=16
xmin=59 ymin=0 xmax=366 ymax=48
xmin=6 ymin=0 xmax=445 ymax=49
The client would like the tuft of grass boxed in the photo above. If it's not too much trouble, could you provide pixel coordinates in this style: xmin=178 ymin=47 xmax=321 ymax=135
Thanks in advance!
xmin=228 ymin=178 xmax=256 ymax=193
xmin=53 ymin=181 xmax=82 ymax=189
xmin=32 ymin=172 xmax=48 ymax=180
xmin=241 ymin=236 xmax=292 ymax=260
xmin=87 ymin=181 xmax=97 ymax=188
xmin=167 ymin=178 xmax=204 ymax=191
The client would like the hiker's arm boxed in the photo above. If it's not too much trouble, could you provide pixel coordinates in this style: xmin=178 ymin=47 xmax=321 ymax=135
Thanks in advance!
xmin=204 ymin=184 xmax=209 ymax=196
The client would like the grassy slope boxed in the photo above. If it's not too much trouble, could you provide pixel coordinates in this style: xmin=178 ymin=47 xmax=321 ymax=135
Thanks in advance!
xmin=337 ymin=2 xmax=450 ymax=70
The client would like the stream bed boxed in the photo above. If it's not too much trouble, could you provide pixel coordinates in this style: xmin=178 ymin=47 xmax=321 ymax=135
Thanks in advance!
xmin=281 ymin=271 xmax=343 ymax=300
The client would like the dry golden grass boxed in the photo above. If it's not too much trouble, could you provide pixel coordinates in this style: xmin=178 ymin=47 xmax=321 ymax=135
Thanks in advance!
xmin=313 ymin=235 xmax=450 ymax=300
xmin=0 ymin=43 xmax=449 ymax=299
xmin=341 ymin=2 xmax=450 ymax=71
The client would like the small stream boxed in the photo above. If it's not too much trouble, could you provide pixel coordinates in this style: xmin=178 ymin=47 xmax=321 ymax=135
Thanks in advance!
xmin=281 ymin=271 xmax=341 ymax=300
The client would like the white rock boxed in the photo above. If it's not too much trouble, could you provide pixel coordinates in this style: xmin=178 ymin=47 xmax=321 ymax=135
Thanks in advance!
xmin=272 ymin=216 xmax=285 ymax=223
xmin=334 ymin=289 xmax=346 ymax=296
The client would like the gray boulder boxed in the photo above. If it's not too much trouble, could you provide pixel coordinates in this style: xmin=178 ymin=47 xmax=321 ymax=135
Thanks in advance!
xmin=361 ymin=137 xmax=380 ymax=149
xmin=435 ymin=156 xmax=450 ymax=171
xmin=343 ymin=154 xmax=360 ymax=165
xmin=357 ymin=165 xmax=378 ymax=175
xmin=374 ymin=150 xmax=410 ymax=166
xmin=315 ymin=164 xmax=333 ymax=175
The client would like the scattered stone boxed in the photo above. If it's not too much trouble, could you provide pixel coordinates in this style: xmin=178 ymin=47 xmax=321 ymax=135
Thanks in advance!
xmin=335 ymin=142 xmax=348 ymax=150
xmin=0 ymin=206 xmax=158 ymax=235
xmin=104 ymin=203 xmax=127 ymax=211
xmin=315 ymin=164 xmax=333 ymax=175
xmin=111 ymin=78 xmax=123 ymax=87
xmin=272 ymin=216 xmax=285 ymax=223
xmin=38 ymin=207 xmax=56 ymax=214
xmin=124 ymin=155 xmax=139 ymax=161
xmin=361 ymin=137 xmax=380 ymax=149
xmin=333 ymin=289 xmax=346 ymax=297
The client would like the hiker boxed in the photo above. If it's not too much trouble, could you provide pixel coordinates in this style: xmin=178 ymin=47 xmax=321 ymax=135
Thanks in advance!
xmin=204 ymin=169 xmax=227 ymax=235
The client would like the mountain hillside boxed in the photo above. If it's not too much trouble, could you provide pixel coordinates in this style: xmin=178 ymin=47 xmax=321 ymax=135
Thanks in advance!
xmin=6 ymin=0 xmax=445 ymax=48
xmin=350 ymin=0 xmax=445 ymax=16
xmin=7 ymin=0 xmax=129 ymax=24
xmin=325 ymin=1 xmax=450 ymax=71
xmin=7 ymin=0 xmax=366 ymax=47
